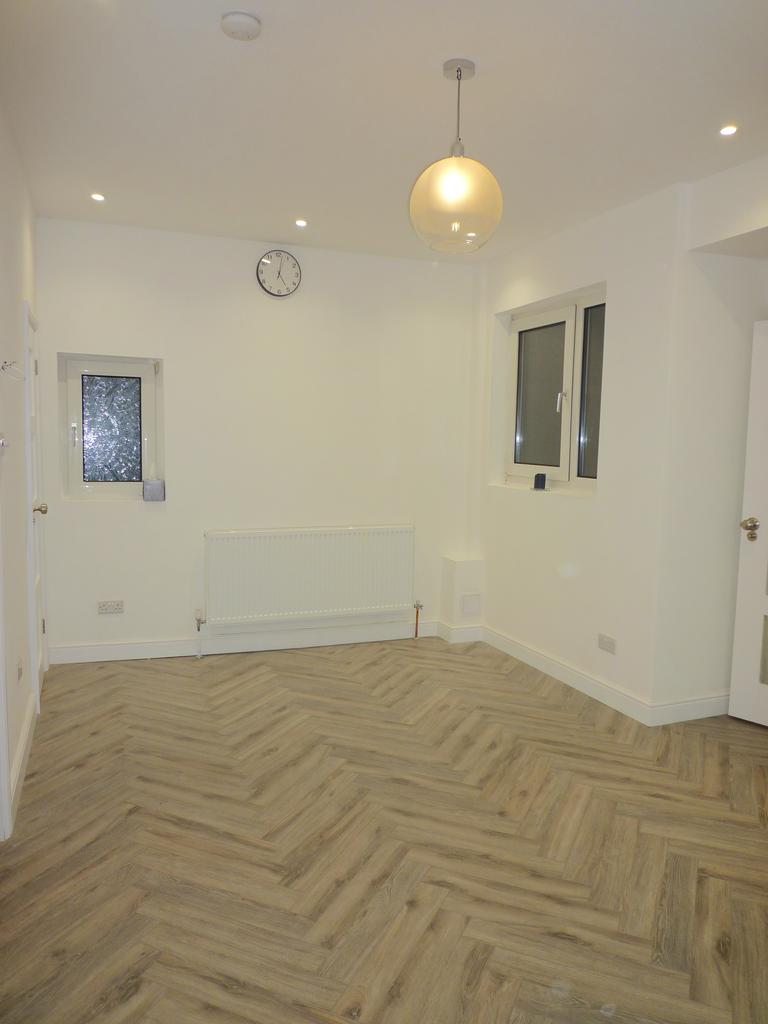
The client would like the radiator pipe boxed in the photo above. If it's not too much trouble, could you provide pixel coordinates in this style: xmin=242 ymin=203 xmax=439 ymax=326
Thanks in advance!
xmin=414 ymin=601 xmax=423 ymax=639
xmin=195 ymin=611 xmax=206 ymax=659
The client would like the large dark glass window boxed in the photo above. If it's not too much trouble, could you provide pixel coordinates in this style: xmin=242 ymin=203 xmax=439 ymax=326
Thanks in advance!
xmin=577 ymin=304 xmax=605 ymax=479
xmin=515 ymin=321 xmax=566 ymax=467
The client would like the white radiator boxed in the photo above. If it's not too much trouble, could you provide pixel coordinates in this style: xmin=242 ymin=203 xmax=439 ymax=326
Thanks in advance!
xmin=204 ymin=526 xmax=415 ymax=628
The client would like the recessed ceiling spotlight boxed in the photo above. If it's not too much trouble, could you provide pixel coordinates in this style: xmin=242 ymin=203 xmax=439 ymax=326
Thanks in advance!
xmin=220 ymin=11 xmax=261 ymax=41
xmin=90 ymin=193 xmax=105 ymax=202
xmin=295 ymin=219 xmax=308 ymax=228
xmin=720 ymin=124 xmax=738 ymax=136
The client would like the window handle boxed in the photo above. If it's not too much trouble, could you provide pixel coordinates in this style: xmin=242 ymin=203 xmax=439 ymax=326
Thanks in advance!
xmin=71 ymin=423 xmax=78 ymax=447
xmin=556 ymin=390 xmax=568 ymax=414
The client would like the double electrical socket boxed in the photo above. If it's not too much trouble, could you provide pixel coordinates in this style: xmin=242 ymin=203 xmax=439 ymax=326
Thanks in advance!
xmin=98 ymin=600 xmax=124 ymax=615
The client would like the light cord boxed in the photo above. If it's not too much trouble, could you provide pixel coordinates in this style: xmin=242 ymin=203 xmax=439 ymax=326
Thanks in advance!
xmin=456 ymin=67 xmax=462 ymax=146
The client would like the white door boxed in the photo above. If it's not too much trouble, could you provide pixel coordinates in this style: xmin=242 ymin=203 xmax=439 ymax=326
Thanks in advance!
xmin=730 ymin=320 xmax=768 ymax=725
xmin=0 ymin=438 xmax=11 ymax=837
xmin=24 ymin=304 xmax=47 ymax=709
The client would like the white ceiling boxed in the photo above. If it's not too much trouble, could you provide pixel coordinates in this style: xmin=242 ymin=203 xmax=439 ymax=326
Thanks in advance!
xmin=2 ymin=0 xmax=768 ymax=260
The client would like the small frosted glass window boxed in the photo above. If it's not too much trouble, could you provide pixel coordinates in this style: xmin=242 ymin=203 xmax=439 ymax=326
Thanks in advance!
xmin=515 ymin=321 xmax=566 ymax=467
xmin=82 ymin=374 xmax=142 ymax=482
xmin=578 ymin=304 xmax=605 ymax=479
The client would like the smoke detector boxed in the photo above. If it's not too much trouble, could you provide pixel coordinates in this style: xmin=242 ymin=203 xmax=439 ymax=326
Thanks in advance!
xmin=221 ymin=11 xmax=261 ymax=41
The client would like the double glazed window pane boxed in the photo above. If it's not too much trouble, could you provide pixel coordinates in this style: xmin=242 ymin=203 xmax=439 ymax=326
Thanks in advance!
xmin=82 ymin=374 xmax=142 ymax=482
xmin=577 ymin=304 xmax=605 ymax=479
xmin=515 ymin=321 xmax=566 ymax=467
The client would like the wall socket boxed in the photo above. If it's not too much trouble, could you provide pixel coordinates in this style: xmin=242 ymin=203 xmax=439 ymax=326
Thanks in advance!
xmin=98 ymin=600 xmax=124 ymax=615
xmin=598 ymin=633 xmax=616 ymax=655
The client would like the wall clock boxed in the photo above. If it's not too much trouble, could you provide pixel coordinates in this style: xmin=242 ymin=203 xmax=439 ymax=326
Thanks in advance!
xmin=257 ymin=250 xmax=301 ymax=297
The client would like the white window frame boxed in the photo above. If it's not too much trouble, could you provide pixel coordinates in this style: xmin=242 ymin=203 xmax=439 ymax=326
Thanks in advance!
xmin=571 ymin=302 xmax=597 ymax=482
xmin=504 ymin=289 xmax=605 ymax=486
xmin=505 ymin=304 xmax=576 ymax=483
xmin=61 ymin=354 xmax=161 ymax=500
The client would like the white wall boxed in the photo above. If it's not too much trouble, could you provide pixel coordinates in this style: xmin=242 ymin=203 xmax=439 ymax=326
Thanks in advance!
xmin=33 ymin=163 xmax=768 ymax=723
xmin=471 ymin=188 xmax=681 ymax=705
xmin=0 ymin=104 xmax=37 ymax=818
xmin=688 ymin=151 xmax=768 ymax=253
xmin=468 ymin=184 xmax=768 ymax=715
xmin=653 ymin=247 xmax=768 ymax=705
xmin=36 ymin=220 xmax=476 ymax=655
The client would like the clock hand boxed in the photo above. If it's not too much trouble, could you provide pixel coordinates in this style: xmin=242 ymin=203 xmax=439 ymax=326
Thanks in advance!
xmin=275 ymin=256 xmax=289 ymax=288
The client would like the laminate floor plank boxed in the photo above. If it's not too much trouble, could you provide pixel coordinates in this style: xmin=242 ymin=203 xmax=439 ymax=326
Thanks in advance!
xmin=1 ymin=637 xmax=767 ymax=1022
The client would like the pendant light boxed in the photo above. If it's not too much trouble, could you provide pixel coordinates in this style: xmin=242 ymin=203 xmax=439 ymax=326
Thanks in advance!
xmin=409 ymin=59 xmax=503 ymax=254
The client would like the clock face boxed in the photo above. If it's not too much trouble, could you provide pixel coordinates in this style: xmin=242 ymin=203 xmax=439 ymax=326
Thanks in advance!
xmin=257 ymin=250 xmax=301 ymax=297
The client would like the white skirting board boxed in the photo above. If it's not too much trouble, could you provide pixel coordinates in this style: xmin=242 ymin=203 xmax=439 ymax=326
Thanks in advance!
xmin=203 ymin=620 xmax=415 ymax=655
xmin=438 ymin=623 xmax=730 ymax=726
xmin=11 ymin=693 xmax=37 ymax=822
xmin=50 ymin=638 xmax=201 ymax=663
xmin=49 ymin=621 xmax=729 ymax=727
xmin=49 ymin=619 xmax=418 ymax=665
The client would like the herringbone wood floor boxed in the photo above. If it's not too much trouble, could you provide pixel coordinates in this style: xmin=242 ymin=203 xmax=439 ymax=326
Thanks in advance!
xmin=2 ymin=638 xmax=768 ymax=1024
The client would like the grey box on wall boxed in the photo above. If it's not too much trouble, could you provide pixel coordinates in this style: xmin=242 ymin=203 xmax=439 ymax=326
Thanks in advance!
xmin=143 ymin=479 xmax=166 ymax=502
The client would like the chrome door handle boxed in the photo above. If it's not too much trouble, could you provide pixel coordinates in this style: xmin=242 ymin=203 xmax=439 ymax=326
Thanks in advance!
xmin=32 ymin=503 xmax=48 ymax=515
xmin=741 ymin=516 xmax=759 ymax=540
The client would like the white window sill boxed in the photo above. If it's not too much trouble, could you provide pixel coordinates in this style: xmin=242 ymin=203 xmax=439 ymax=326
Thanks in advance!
xmin=489 ymin=478 xmax=597 ymax=498
xmin=61 ymin=490 xmax=162 ymax=503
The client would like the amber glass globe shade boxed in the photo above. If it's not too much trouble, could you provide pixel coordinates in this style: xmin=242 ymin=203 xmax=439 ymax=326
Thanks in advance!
xmin=409 ymin=155 xmax=503 ymax=253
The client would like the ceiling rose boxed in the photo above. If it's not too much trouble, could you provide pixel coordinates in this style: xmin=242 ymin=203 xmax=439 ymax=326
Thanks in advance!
xmin=220 ymin=11 xmax=262 ymax=41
